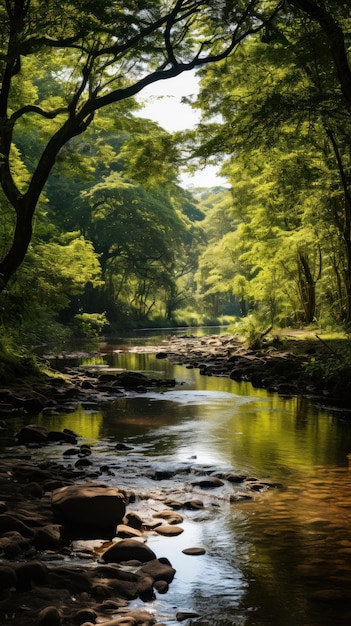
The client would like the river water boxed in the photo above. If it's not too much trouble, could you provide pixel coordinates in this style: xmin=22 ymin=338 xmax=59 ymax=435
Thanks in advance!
xmin=6 ymin=331 xmax=351 ymax=625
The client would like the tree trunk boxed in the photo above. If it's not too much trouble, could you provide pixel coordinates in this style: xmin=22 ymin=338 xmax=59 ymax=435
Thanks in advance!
xmin=0 ymin=197 xmax=33 ymax=290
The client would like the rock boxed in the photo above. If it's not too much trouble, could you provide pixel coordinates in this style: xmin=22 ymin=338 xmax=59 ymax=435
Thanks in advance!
xmin=183 ymin=499 xmax=204 ymax=509
xmin=0 ymin=513 xmax=35 ymax=537
xmin=176 ymin=612 xmax=200 ymax=621
xmin=16 ymin=425 xmax=48 ymax=444
xmin=116 ymin=524 xmax=143 ymax=538
xmin=52 ymin=484 xmax=126 ymax=530
xmin=13 ymin=560 xmax=48 ymax=590
xmin=182 ymin=547 xmax=206 ymax=555
xmin=154 ymin=525 xmax=183 ymax=537
xmin=123 ymin=512 xmax=143 ymax=530
xmin=140 ymin=558 xmax=176 ymax=583
xmin=102 ymin=539 xmax=156 ymax=564
xmin=38 ymin=606 xmax=63 ymax=626
xmin=34 ymin=524 xmax=63 ymax=550
xmin=191 ymin=477 xmax=224 ymax=489
xmin=0 ymin=565 xmax=17 ymax=589
xmin=22 ymin=397 xmax=45 ymax=415
xmin=47 ymin=430 xmax=78 ymax=444
xmin=73 ymin=608 xmax=98 ymax=624
xmin=152 ymin=510 xmax=183 ymax=525
xmin=115 ymin=443 xmax=133 ymax=451
xmin=154 ymin=580 xmax=169 ymax=593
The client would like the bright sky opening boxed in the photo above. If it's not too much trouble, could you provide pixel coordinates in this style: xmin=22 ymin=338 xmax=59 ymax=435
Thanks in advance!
xmin=137 ymin=71 xmax=228 ymax=189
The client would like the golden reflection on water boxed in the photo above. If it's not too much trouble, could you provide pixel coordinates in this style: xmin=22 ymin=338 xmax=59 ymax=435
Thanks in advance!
xmin=37 ymin=405 xmax=103 ymax=441
xmin=28 ymin=348 xmax=351 ymax=625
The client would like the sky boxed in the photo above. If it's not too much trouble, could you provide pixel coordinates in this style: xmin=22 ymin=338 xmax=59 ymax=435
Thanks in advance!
xmin=136 ymin=70 xmax=228 ymax=189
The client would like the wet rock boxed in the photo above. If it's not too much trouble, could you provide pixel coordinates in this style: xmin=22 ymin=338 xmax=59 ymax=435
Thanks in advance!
xmin=191 ymin=477 xmax=224 ymax=489
xmin=229 ymin=493 xmax=253 ymax=502
xmin=33 ymin=524 xmax=64 ymax=550
xmin=47 ymin=430 xmax=78 ymax=444
xmin=154 ymin=580 xmax=169 ymax=593
xmin=123 ymin=512 xmax=143 ymax=530
xmin=13 ymin=560 xmax=48 ymax=590
xmin=22 ymin=397 xmax=45 ymax=415
xmin=52 ymin=484 xmax=126 ymax=530
xmin=140 ymin=558 xmax=176 ymax=583
xmin=182 ymin=547 xmax=206 ymax=555
xmin=225 ymin=473 xmax=247 ymax=483
xmin=163 ymin=499 xmax=183 ymax=509
xmin=102 ymin=538 xmax=156 ymax=564
xmin=0 ymin=513 xmax=35 ymax=537
xmin=183 ymin=499 xmax=204 ymax=509
xmin=75 ymin=458 xmax=93 ymax=468
xmin=115 ymin=443 xmax=133 ymax=451
xmin=38 ymin=606 xmax=63 ymax=626
xmin=152 ymin=470 xmax=175 ymax=480
xmin=16 ymin=425 xmax=48 ymax=444
xmin=152 ymin=510 xmax=183 ymax=525
xmin=116 ymin=524 xmax=143 ymax=539
xmin=0 ymin=565 xmax=17 ymax=589
xmin=48 ymin=566 xmax=92 ymax=593
xmin=154 ymin=525 xmax=183 ymax=537
xmin=73 ymin=608 xmax=98 ymax=624
xmin=176 ymin=611 xmax=200 ymax=621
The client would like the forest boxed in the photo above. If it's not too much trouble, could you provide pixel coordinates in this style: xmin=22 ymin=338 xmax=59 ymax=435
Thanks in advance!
xmin=1 ymin=0 xmax=351 ymax=355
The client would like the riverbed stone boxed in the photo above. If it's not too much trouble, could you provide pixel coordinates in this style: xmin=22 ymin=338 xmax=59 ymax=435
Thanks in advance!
xmin=38 ymin=606 xmax=63 ymax=626
xmin=116 ymin=524 xmax=143 ymax=538
xmin=183 ymin=499 xmax=204 ymax=509
xmin=191 ymin=477 xmax=224 ymax=489
xmin=123 ymin=512 xmax=143 ymax=529
xmin=182 ymin=547 xmax=206 ymax=555
xmin=51 ymin=484 xmax=126 ymax=530
xmin=102 ymin=539 xmax=156 ymax=564
xmin=0 ymin=565 xmax=17 ymax=589
xmin=152 ymin=510 xmax=184 ymax=525
xmin=154 ymin=525 xmax=184 ymax=537
xmin=16 ymin=424 xmax=48 ymax=444
xmin=140 ymin=558 xmax=176 ymax=583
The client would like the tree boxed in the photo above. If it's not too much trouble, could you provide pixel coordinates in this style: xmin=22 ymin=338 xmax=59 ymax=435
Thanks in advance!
xmin=0 ymin=0 xmax=282 ymax=294
xmin=189 ymin=2 xmax=351 ymax=327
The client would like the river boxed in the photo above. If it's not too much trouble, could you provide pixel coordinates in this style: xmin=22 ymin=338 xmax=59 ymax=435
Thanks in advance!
xmin=6 ymin=330 xmax=351 ymax=625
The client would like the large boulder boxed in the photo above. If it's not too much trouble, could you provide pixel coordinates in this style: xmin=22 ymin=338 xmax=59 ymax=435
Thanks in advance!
xmin=51 ymin=484 xmax=126 ymax=530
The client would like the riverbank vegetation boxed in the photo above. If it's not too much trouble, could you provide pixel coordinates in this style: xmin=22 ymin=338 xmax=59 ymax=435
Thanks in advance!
xmin=1 ymin=2 xmax=351 ymax=375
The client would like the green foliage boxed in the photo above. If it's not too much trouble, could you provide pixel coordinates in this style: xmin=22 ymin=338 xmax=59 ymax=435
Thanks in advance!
xmin=190 ymin=7 xmax=351 ymax=330
xmin=73 ymin=312 xmax=109 ymax=337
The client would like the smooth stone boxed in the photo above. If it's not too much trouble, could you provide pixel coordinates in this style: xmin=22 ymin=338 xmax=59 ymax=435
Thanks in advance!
xmin=176 ymin=612 xmax=200 ymax=621
xmin=154 ymin=525 xmax=184 ymax=537
xmin=123 ymin=512 xmax=143 ymax=530
xmin=140 ymin=558 xmax=176 ymax=582
xmin=152 ymin=510 xmax=184 ymax=525
xmin=52 ymin=484 xmax=126 ymax=529
xmin=38 ymin=606 xmax=63 ymax=626
xmin=102 ymin=539 xmax=156 ymax=564
xmin=116 ymin=524 xmax=143 ymax=538
xmin=183 ymin=499 xmax=204 ymax=509
xmin=182 ymin=547 xmax=206 ymax=555
xmin=73 ymin=608 xmax=98 ymax=624
xmin=191 ymin=477 xmax=224 ymax=488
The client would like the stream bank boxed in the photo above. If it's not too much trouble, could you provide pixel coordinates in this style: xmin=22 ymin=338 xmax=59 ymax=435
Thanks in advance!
xmin=1 ymin=331 xmax=351 ymax=625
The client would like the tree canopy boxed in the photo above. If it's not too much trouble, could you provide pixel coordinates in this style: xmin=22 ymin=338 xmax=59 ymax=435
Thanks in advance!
xmin=2 ymin=0 xmax=351 ymax=341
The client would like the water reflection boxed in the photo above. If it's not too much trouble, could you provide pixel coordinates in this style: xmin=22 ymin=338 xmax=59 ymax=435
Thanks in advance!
xmin=4 ymin=343 xmax=351 ymax=625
